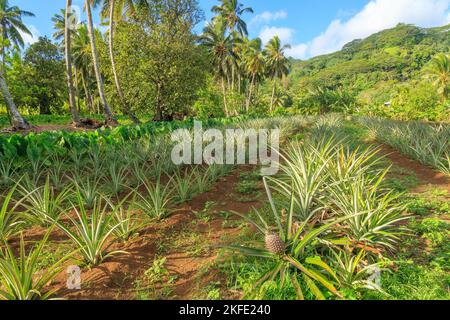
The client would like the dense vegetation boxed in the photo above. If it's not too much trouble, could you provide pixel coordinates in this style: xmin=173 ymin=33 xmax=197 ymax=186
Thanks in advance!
xmin=2 ymin=1 xmax=447 ymax=130
xmin=289 ymin=23 xmax=450 ymax=121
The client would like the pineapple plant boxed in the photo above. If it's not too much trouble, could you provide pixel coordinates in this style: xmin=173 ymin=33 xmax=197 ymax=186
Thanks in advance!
xmin=226 ymin=177 xmax=355 ymax=300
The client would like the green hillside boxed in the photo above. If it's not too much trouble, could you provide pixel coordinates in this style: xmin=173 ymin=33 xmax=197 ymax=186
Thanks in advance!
xmin=287 ymin=23 xmax=450 ymax=121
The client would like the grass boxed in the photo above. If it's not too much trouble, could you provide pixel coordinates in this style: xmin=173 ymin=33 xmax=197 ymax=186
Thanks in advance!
xmin=134 ymin=257 xmax=177 ymax=300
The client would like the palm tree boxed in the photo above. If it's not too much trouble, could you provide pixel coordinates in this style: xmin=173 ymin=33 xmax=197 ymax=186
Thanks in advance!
xmin=424 ymin=53 xmax=449 ymax=102
xmin=264 ymin=36 xmax=291 ymax=112
xmin=212 ymin=0 xmax=253 ymax=36
xmin=84 ymin=0 xmax=117 ymax=125
xmin=200 ymin=19 xmax=237 ymax=116
xmin=100 ymin=0 xmax=140 ymax=124
xmin=72 ymin=23 xmax=96 ymax=113
xmin=51 ymin=10 xmax=66 ymax=44
xmin=243 ymin=38 xmax=265 ymax=112
xmin=0 ymin=0 xmax=33 ymax=130
xmin=64 ymin=0 xmax=81 ymax=126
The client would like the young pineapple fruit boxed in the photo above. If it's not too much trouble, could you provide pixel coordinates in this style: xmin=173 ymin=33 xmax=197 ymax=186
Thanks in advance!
xmin=265 ymin=232 xmax=286 ymax=255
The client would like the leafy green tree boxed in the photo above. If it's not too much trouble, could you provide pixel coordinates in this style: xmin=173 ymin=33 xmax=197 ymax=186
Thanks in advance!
xmin=0 ymin=0 xmax=33 ymax=129
xmin=19 ymin=37 xmax=66 ymax=115
xmin=100 ymin=0 xmax=141 ymax=124
xmin=112 ymin=1 xmax=208 ymax=120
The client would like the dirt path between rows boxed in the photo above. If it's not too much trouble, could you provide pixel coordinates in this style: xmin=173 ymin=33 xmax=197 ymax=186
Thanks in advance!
xmin=378 ymin=144 xmax=450 ymax=194
xmin=50 ymin=165 xmax=262 ymax=300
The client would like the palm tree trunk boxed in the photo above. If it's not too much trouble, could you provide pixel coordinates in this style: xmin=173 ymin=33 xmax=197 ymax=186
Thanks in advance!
xmin=108 ymin=0 xmax=140 ymax=125
xmin=85 ymin=0 xmax=117 ymax=125
xmin=74 ymin=71 xmax=81 ymax=113
xmin=81 ymin=71 xmax=93 ymax=113
xmin=221 ymin=77 xmax=229 ymax=117
xmin=65 ymin=0 xmax=81 ymax=126
xmin=238 ymin=72 xmax=241 ymax=93
xmin=270 ymin=81 xmax=276 ymax=112
xmin=0 ymin=68 xmax=29 ymax=130
xmin=246 ymin=74 xmax=256 ymax=112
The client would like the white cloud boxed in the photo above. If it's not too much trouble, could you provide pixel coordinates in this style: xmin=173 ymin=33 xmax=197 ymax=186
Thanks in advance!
xmin=286 ymin=0 xmax=450 ymax=59
xmin=20 ymin=25 xmax=40 ymax=46
xmin=286 ymin=44 xmax=309 ymax=60
xmin=259 ymin=26 xmax=294 ymax=44
xmin=251 ymin=10 xmax=288 ymax=25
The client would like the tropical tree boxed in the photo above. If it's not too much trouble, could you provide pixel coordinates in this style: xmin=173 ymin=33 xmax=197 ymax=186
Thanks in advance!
xmin=21 ymin=37 xmax=66 ymax=115
xmin=243 ymin=38 xmax=265 ymax=112
xmin=64 ymin=1 xmax=80 ymax=125
xmin=51 ymin=10 xmax=66 ymax=44
xmin=112 ymin=1 xmax=207 ymax=121
xmin=424 ymin=53 xmax=449 ymax=102
xmin=211 ymin=0 xmax=253 ymax=36
xmin=200 ymin=18 xmax=237 ymax=116
xmin=84 ymin=0 xmax=117 ymax=125
xmin=100 ymin=0 xmax=140 ymax=124
xmin=0 ymin=0 xmax=33 ymax=129
xmin=72 ymin=23 xmax=96 ymax=113
xmin=264 ymin=36 xmax=291 ymax=112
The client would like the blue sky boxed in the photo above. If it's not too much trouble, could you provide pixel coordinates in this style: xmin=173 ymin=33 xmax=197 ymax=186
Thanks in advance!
xmin=11 ymin=0 xmax=450 ymax=59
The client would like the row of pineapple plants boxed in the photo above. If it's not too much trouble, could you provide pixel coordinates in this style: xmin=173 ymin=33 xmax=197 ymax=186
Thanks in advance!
xmin=356 ymin=116 xmax=450 ymax=175
xmin=0 ymin=116 xmax=307 ymax=300
xmin=225 ymin=120 xmax=410 ymax=299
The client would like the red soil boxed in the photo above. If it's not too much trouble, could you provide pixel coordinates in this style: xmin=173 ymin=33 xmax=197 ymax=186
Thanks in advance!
xmin=379 ymin=144 xmax=450 ymax=193
xmin=40 ymin=165 xmax=263 ymax=300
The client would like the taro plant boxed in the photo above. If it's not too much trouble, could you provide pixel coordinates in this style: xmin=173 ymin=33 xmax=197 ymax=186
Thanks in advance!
xmin=134 ymin=177 xmax=174 ymax=220
xmin=56 ymin=195 xmax=126 ymax=266
xmin=19 ymin=176 xmax=72 ymax=226
xmin=0 ymin=229 xmax=75 ymax=300
xmin=226 ymin=179 xmax=357 ymax=300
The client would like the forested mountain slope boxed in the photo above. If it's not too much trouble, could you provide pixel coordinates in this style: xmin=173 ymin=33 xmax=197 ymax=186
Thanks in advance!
xmin=290 ymin=23 xmax=450 ymax=90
